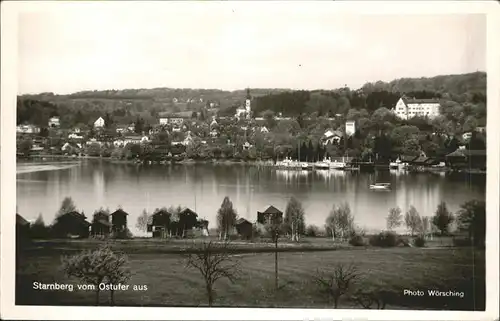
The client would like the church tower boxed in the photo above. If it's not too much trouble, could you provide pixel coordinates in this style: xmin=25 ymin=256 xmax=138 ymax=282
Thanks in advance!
xmin=245 ymin=88 xmax=251 ymax=119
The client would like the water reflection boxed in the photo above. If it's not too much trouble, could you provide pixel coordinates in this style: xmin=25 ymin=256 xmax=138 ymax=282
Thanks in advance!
xmin=16 ymin=163 xmax=486 ymax=235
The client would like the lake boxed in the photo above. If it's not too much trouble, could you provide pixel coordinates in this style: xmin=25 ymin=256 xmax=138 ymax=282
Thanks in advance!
xmin=16 ymin=160 xmax=486 ymax=235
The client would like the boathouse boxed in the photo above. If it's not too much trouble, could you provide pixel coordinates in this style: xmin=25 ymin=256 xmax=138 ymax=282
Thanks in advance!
xmin=257 ymin=205 xmax=283 ymax=225
xmin=52 ymin=211 xmax=91 ymax=238
xmin=235 ymin=218 xmax=253 ymax=240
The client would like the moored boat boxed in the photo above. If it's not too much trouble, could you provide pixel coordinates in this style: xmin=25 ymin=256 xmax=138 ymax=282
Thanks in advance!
xmin=329 ymin=161 xmax=346 ymax=170
xmin=369 ymin=183 xmax=391 ymax=190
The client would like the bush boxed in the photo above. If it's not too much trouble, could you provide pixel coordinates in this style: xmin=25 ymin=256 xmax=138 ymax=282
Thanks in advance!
xmin=369 ymin=231 xmax=399 ymax=247
xmin=305 ymin=225 xmax=320 ymax=237
xmin=413 ymin=235 xmax=426 ymax=247
xmin=349 ymin=235 xmax=366 ymax=246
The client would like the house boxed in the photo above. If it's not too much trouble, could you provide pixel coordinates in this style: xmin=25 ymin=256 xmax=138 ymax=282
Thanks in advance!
xmin=196 ymin=218 xmax=210 ymax=236
xmin=260 ymin=126 xmax=269 ymax=133
xmin=210 ymin=118 xmax=218 ymax=129
xmin=243 ymin=142 xmax=252 ymax=150
xmin=235 ymin=107 xmax=247 ymax=120
xmin=399 ymin=155 xmax=419 ymax=165
xmin=345 ymin=121 xmax=356 ymax=137
xmin=210 ymin=129 xmax=219 ymax=138
xmin=175 ymin=208 xmax=199 ymax=237
xmin=148 ymin=209 xmax=172 ymax=238
xmin=322 ymin=129 xmax=343 ymax=145
xmin=158 ymin=112 xmax=192 ymax=126
xmin=110 ymin=208 xmax=129 ymax=235
xmin=51 ymin=211 xmax=91 ymax=238
xmin=392 ymin=96 xmax=441 ymax=120
xmin=68 ymin=133 xmax=84 ymax=140
xmin=16 ymin=124 xmax=40 ymax=134
xmin=91 ymin=210 xmax=112 ymax=237
xmin=445 ymin=148 xmax=487 ymax=170
xmin=235 ymin=218 xmax=253 ymax=240
xmin=113 ymin=139 xmax=125 ymax=147
xmin=61 ymin=142 xmax=82 ymax=155
xmin=48 ymin=116 xmax=60 ymax=128
xmin=94 ymin=117 xmax=105 ymax=128
xmin=462 ymin=132 xmax=473 ymax=141
xmin=182 ymin=132 xmax=194 ymax=146
xmin=116 ymin=125 xmax=128 ymax=133
xmin=257 ymin=205 xmax=283 ymax=225
xmin=121 ymin=135 xmax=145 ymax=146
xmin=476 ymin=126 xmax=486 ymax=133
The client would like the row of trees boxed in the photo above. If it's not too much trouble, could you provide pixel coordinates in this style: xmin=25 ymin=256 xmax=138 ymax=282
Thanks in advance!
xmin=385 ymin=200 xmax=486 ymax=246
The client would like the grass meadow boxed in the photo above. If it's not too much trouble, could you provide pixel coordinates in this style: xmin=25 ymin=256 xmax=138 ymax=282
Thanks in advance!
xmin=15 ymin=237 xmax=485 ymax=310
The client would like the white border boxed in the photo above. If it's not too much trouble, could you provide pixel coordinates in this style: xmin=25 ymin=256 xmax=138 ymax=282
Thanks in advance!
xmin=1 ymin=1 xmax=499 ymax=320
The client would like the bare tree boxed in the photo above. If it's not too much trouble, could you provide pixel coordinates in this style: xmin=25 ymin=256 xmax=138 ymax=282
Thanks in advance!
xmin=284 ymin=197 xmax=306 ymax=242
xmin=386 ymin=207 xmax=402 ymax=231
xmin=135 ymin=209 xmax=152 ymax=233
xmin=326 ymin=203 xmax=354 ymax=242
xmin=314 ymin=263 xmax=360 ymax=308
xmin=265 ymin=217 xmax=286 ymax=291
xmin=404 ymin=206 xmax=422 ymax=236
xmin=185 ymin=240 xmax=240 ymax=306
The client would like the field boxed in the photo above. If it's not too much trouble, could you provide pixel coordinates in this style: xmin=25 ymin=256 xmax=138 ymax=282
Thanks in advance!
xmin=16 ymin=237 xmax=485 ymax=310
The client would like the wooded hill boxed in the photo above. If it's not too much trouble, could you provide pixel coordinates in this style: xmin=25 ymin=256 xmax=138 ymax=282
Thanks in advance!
xmin=17 ymin=71 xmax=486 ymax=128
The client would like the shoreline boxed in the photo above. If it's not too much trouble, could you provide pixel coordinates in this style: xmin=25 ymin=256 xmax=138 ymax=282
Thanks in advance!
xmin=18 ymin=156 xmax=486 ymax=176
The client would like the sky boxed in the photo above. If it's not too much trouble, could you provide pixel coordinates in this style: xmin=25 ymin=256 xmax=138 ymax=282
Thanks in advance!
xmin=17 ymin=3 xmax=486 ymax=95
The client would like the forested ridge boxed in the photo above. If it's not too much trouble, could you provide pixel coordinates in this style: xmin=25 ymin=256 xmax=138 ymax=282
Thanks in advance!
xmin=17 ymin=71 xmax=486 ymax=129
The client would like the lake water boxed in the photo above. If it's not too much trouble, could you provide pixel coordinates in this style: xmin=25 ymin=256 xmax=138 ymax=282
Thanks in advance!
xmin=16 ymin=160 xmax=486 ymax=235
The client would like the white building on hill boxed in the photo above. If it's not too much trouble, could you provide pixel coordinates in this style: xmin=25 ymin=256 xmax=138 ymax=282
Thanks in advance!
xmin=94 ymin=117 xmax=105 ymax=128
xmin=392 ymin=96 xmax=440 ymax=120
xmin=345 ymin=121 xmax=356 ymax=137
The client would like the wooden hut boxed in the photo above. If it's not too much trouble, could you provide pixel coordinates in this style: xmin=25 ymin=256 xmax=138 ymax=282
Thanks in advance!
xmin=148 ymin=209 xmax=172 ymax=238
xmin=257 ymin=205 xmax=283 ymax=225
xmin=235 ymin=218 xmax=253 ymax=240
xmin=110 ymin=208 xmax=129 ymax=234
xmin=52 ymin=211 xmax=91 ymax=238
xmin=91 ymin=211 xmax=112 ymax=237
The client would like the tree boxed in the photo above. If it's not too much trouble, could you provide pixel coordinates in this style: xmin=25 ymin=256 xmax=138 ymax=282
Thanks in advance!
xmin=136 ymin=209 xmax=152 ymax=233
xmin=326 ymin=203 xmax=354 ymax=242
xmin=216 ymin=197 xmax=237 ymax=240
xmin=404 ymin=206 xmax=422 ymax=236
xmin=420 ymin=216 xmax=430 ymax=239
xmin=456 ymin=200 xmax=486 ymax=247
xmin=30 ymin=213 xmax=49 ymax=239
xmin=264 ymin=215 xmax=286 ymax=290
xmin=18 ymin=139 xmax=33 ymax=156
xmin=61 ymin=245 xmax=131 ymax=306
xmin=314 ymin=263 xmax=360 ymax=308
xmin=386 ymin=207 xmax=403 ymax=231
xmin=432 ymin=201 xmax=454 ymax=236
xmin=283 ymin=197 xmax=306 ymax=241
xmin=56 ymin=197 xmax=77 ymax=218
xmin=185 ymin=240 xmax=240 ymax=306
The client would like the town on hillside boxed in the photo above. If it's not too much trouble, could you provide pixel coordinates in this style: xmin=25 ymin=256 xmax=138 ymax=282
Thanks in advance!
xmin=16 ymin=77 xmax=487 ymax=174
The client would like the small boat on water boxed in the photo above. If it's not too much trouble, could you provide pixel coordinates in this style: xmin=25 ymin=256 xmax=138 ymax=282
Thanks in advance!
xmin=329 ymin=161 xmax=346 ymax=170
xmin=389 ymin=158 xmax=408 ymax=170
xmin=301 ymin=162 xmax=311 ymax=170
xmin=369 ymin=183 xmax=391 ymax=190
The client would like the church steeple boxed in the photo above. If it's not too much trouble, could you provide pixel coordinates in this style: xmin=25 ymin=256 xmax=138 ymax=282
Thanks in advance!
xmin=246 ymin=88 xmax=251 ymax=100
